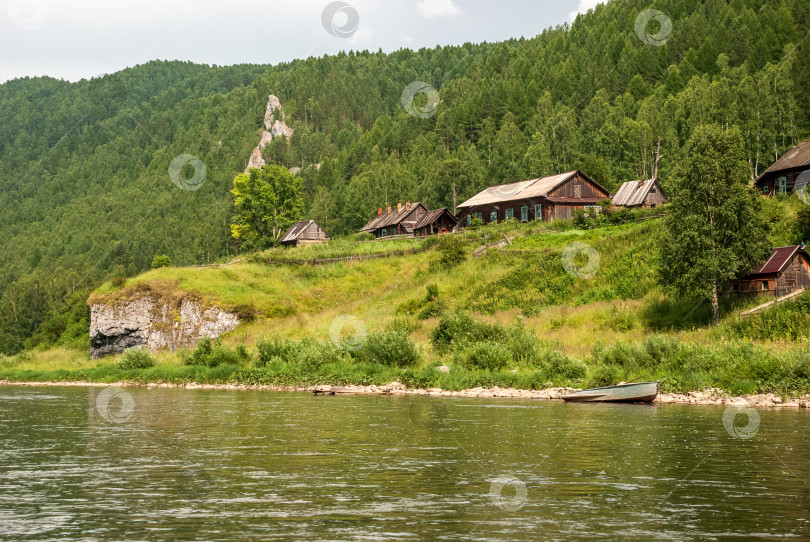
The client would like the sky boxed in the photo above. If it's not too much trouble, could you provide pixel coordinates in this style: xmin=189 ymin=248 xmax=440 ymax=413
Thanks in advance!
xmin=0 ymin=0 xmax=603 ymax=83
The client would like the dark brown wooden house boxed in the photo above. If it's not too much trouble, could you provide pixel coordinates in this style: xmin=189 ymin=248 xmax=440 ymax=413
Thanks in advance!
xmin=456 ymin=170 xmax=612 ymax=227
xmin=279 ymin=220 xmax=330 ymax=247
xmin=413 ymin=208 xmax=457 ymax=237
xmin=360 ymin=202 xmax=428 ymax=238
xmin=755 ymin=140 xmax=810 ymax=196
xmin=612 ymin=178 xmax=666 ymax=208
xmin=729 ymin=245 xmax=810 ymax=296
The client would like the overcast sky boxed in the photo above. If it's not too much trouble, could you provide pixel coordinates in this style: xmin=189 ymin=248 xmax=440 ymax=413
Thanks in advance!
xmin=1 ymin=0 xmax=603 ymax=83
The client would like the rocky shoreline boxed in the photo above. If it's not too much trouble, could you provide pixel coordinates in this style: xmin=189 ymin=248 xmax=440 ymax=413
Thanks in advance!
xmin=2 ymin=380 xmax=809 ymax=408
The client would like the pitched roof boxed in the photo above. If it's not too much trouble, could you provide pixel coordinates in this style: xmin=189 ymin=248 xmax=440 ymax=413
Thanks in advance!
xmin=413 ymin=208 xmax=457 ymax=230
xmin=279 ymin=220 xmax=327 ymax=244
xmin=756 ymin=140 xmax=810 ymax=182
xmin=613 ymin=179 xmax=663 ymax=207
xmin=457 ymin=171 xmax=611 ymax=209
xmin=747 ymin=245 xmax=806 ymax=276
xmin=360 ymin=203 xmax=426 ymax=232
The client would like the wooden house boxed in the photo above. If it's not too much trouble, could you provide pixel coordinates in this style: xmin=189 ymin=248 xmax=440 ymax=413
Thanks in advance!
xmin=279 ymin=220 xmax=330 ymax=247
xmin=456 ymin=170 xmax=612 ymax=227
xmin=755 ymin=140 xmax=810 ymax=196
xmin=360 ymin=202 xmax=428 ymax=238
xmin=612 ymin=178 xmax=666 ymax=209
xmin=729 ymin=245 xmax=810 ymax=296
xmin=413 ymin=208 xmax=457 ymax=237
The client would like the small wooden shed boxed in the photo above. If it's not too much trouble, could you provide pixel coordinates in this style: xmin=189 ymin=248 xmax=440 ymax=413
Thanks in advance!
xmin=413 ymin=208 xmax=457 ymax=237
xmin=279 ymin=220 xmax=330 ymax=247
xmin=729 ymin=245 xmax=810 ymax=296
xmin=612 ymin=178 xmax=666 ymax=209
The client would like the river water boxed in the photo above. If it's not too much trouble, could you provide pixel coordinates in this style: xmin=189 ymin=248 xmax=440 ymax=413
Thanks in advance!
xmin=0 ymin=385 xmax=808 ymax=540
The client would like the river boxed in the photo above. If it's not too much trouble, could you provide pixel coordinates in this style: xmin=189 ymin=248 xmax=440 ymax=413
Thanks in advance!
xmin=0 ymin=385 xmax=808 ymax=540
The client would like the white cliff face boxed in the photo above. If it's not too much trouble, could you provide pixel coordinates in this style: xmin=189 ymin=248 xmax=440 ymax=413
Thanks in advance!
xmin=245 ymin=94 xmax=293 ymax=174
xmin=90 ymin=295 xmax=239 ymax=358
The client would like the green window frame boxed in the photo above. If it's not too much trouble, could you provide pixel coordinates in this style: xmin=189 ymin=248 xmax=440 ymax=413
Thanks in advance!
xmin=520 ymin=206 xmax=528 ymax=222
xmin=490 ymin=211 xmax=497 ymax=223
xmin=534 ymin=204 xmax=542 ymax=221
xmin=466 ymin=215 xmax=471 ymax=226
xmin=505 ymin=208 xmax=514 ymax=220
xmin=778 ymin=176 xmax=787 ymax=193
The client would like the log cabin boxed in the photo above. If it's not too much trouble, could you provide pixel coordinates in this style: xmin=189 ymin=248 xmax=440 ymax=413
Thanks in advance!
xmin=279 ymin=220 xmax=330 ymax=247
xmin=413 ymin=208 xmax=458 ymax=237
xmin=456 ymin=170 xmax=612 ymax=227
xmin=755 ymin=140 xmax=810 ymax=196
xmin=360 ymin=202 xmax=428 ymax=238
xmin=728 ymin=245 xmax=810 ymax=296
xmin=612 ymin=178 xmax=666 ymax=209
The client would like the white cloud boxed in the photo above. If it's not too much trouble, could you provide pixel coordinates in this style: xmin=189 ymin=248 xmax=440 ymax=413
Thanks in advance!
xmin=568 ymin=0 xmax=602 ymax=21
xmin=349 ymin=27 xmax=373 ymax=46
xmin=417 ymin=0 xmax=461 ymax=19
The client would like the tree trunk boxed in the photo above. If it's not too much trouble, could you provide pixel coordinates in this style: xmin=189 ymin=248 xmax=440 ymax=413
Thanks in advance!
xmin=711 ymin=282 xmax=720 ymax=326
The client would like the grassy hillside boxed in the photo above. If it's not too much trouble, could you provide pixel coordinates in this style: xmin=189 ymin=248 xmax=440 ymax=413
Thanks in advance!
xmin=5 ymin=205 xmax=809 ymax=396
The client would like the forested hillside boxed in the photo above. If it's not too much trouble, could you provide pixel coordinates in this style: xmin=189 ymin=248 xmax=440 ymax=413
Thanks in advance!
xmin=1 ymin=0 xmax=808 ymax=354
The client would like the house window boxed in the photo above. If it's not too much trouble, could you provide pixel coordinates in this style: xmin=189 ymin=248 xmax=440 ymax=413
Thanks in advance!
xmin=583 ymin=205 xmax=600 ymax=217
xmin=763 ymin=186 xmax=769 ymax=195
xmin=505 ymin=208 xmax=514 ymax=220
xmin=534 ymin=204 xmax=542 ymax=220
xmin=761 ymin=280 xmax=769 ymax=291
xmin=476 ymin=212 xmax=483 ymax=220
xmin=778 ymin=176 xmax=787 ymax=193
xmin=520 ymin=206 xmax=528 ymax=222
xmin=466 ymin=215 xmax=471 ymax=226
xmin=574 ymin=184 xmax=582 ymax=198
xmin=490 ymin=211 xmax=497 ymax=223
xmin=382 ymin=228 xmax=387 ymax=237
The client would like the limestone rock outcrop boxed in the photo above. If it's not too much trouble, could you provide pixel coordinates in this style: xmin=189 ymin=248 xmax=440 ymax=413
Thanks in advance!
xmin=90 ymin=295 xmax=239 ymax=358
xmin=245 ymin=94 xmax=292 ymax=173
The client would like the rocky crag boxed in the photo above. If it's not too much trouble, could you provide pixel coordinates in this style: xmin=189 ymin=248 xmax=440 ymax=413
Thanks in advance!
xmin=89 ymin=295 xmax=239 ymax=358
xmin=245 ymin=94 xmax=293 ymax=172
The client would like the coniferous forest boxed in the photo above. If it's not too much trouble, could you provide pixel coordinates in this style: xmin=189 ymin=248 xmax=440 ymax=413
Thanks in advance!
xmin=1 ymin=0 xmax=809 ymax=354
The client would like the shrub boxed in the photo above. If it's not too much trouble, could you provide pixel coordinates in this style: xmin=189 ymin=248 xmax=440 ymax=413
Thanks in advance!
xmin=544 ymin=355 xmax=587 ymax=380
xmin=417 ymin=300 xmax=446 ymax=320
xmin=355 ymin=330 xmax=420 ymax=367
xmin=118 ymin=348 xmax=156 ymax=370
xmin=430 ymin=312 xmax=506 ymax=353
xmin=436 ymin=236 xmax=467 ymax=269
xmin=256 ymin=335 xmax=300 ymax=365
xmin=586 ymin=363 xmax=624 ymax=388
xmin=183 ymin=337 xmax=252 ymax=367
xmin=297 ymin=338 xmax=347 ymax=370
xmin=457 ymin=341 xmax=512 ymax=371
xmin=151 ymin=255 xmax=171 ymax=269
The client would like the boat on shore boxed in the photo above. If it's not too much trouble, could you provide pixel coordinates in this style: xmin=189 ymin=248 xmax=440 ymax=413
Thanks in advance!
xmin=562 ymin=381 xmax=659 ymax=403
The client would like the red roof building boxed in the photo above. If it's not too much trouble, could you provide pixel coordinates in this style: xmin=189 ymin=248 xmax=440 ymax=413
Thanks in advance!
xmin=729 ymin=245 xmax=810 ymax=296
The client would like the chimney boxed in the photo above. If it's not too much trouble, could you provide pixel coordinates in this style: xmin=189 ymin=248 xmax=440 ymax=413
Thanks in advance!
xmin=406 ymin=201 xmax=411 ymax=210
xmin=397 ymin=202 xmax=402 ymax=212
xmin=387 ymin=205 xmax=392 ymax=214
xmin=377 ymin=207 xmax=382 ymax=217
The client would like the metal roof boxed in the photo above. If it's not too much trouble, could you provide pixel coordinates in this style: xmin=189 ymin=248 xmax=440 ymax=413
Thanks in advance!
xmin=612 ymin=179 xmax=663 ymax=207
xmin=457 ymin=171 xmax=610 ymax=209
xmin=413 ymin=208 xmax=457 ymax=230
xmin=360 ymin=203 xmax=426 ymax=232
xmin=748 ymin=245 xmax=807 ymax=276
xmin=756 ymin=140 xmax=810 ymax=182
xmin=279 ymin=220 xmax=328 ymax=244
